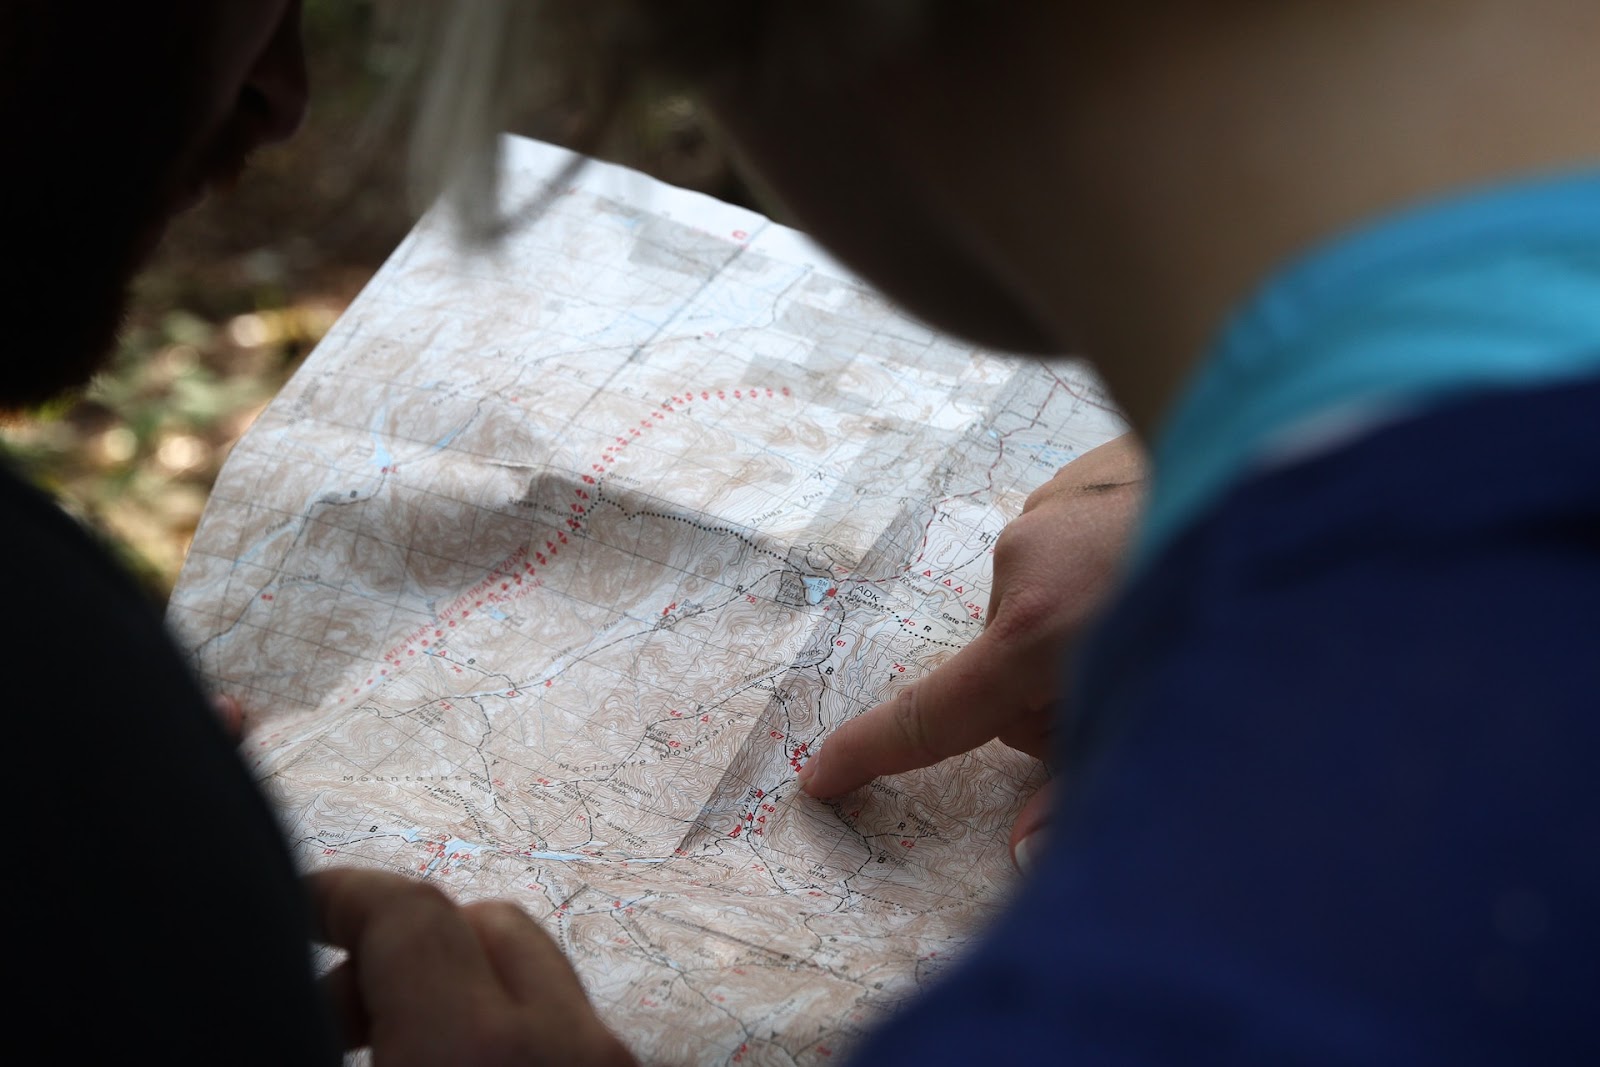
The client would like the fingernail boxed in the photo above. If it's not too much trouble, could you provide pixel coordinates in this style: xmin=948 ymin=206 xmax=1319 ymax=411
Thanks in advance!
xmin=1012 ymin=830 xmax=1046 ymax=875
xmin=795 ymin=760 xmax=815 ymax=793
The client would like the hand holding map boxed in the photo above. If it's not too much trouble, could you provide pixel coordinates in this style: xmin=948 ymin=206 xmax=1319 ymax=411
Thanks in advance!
xmin=169 ymin=135 xmax=1126 ymax=1065
xmin=309 ymin=866 xmax=636 ymax=1065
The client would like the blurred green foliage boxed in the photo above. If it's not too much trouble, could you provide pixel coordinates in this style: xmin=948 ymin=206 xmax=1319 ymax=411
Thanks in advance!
xmin=0 ymin=0 xmax=738 ymax=606
xmin=0 ymin=0 xmax=409 ymax=604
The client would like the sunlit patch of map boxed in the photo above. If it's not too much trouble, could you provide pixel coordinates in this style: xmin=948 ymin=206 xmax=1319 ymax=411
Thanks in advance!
xmin=169 ymin=136 xmax=1125 ymax=1066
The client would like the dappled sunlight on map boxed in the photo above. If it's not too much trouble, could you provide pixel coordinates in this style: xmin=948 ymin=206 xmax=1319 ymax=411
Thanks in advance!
xmin=169 ymin=136 xmax=1125 ymax=1065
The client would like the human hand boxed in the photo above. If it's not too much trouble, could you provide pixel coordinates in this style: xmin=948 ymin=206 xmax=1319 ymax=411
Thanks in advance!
xmin=795 ymin=433 xmax=1146 ymax=867
xmin=210 ymin=693 xmax=246 ymax=740
xmin=308 ymin=867 xmax=637 ymax=1066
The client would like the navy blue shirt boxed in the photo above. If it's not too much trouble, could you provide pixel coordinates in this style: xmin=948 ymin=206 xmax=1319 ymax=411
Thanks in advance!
xmin=851 ymin=171 xmax=1600 ymax=1064
xmin=853 ymin=372 xmax=1600 ymax=1065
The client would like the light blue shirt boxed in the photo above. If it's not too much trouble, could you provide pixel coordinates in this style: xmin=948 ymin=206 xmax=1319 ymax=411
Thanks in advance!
xmin=1135 ymin=167 xmax=1600 ymax=571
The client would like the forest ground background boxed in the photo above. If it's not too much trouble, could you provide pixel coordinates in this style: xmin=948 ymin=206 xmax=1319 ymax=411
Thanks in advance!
xmin=1 ymin=1 xmax=747 ymax=605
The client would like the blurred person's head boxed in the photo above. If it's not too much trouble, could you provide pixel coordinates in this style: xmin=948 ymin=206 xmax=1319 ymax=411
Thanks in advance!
xmin=0 ymin=0 xmax=306 ymax=411
xmin=409 ymin=1 xmax=1062 ymax=354
xmin=416 ymin=0 xmax=1600 ymax=434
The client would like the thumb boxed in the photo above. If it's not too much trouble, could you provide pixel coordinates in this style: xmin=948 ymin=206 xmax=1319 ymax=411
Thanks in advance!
xmin=798 ymin=625 xmax=1045 ymax=799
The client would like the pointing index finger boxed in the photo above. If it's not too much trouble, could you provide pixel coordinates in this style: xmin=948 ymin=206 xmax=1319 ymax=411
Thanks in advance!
xmin=797 ymin=627 xmax=1042 ymax=798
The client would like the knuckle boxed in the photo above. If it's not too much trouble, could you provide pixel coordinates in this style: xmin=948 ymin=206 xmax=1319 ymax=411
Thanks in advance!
xmin=983 ymin=587 xmax=1058 ymax=647
xmin=994 ymin=509 xmax=1033 ymax=548
xmin=384 ymin=878 xmax=459 ymax=925
xmin=401 ymin=878 xmax=456 ymax=908
xmin=992 ymin=510 xmax=1044 ymax=566
xmin=462 ymin=898 xmax=526 ymax=927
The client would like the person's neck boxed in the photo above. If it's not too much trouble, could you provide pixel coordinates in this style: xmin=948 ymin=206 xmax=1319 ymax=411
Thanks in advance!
xmin=1011 ymin=0 xmax=1600 ymax=438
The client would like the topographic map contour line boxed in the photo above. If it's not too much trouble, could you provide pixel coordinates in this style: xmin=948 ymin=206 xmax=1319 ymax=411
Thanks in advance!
xmin=168 ymin=134 xmax=1127 ymax=1066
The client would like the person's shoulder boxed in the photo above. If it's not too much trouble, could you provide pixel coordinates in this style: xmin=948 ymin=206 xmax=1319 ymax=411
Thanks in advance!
xmin=0 ymin=461 xmax=150 ymax=598
xmin=0 ymin=459 xmax=189 ymax=680
xmin=1145 ymin=371 xmax=1600 ymax=591
xmin=1080 ymin=370 xmax=1600 ymax=721
xmin=0 ymin=462 xmax=343 ymax=1063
